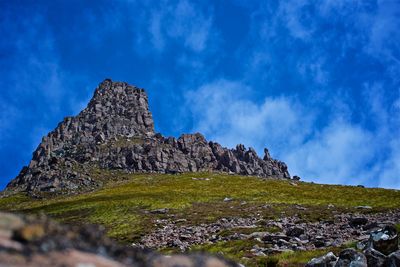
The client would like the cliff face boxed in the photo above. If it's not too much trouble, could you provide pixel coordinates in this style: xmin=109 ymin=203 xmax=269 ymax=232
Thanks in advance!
xmin=6 ymin=79 xmax=290 ymax=195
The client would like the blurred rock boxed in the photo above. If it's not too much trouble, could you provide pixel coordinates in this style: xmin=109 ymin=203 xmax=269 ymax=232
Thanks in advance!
xmin=0 ymin=211 xmax=237 ymax=267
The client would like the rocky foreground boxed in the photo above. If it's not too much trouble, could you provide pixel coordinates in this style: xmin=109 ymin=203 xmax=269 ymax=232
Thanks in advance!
xmin=0 ymin=211 xmax=236 ymax=267
xmin=1 ymin=209 xmax=399 ymax=267
xmin=6 ymin=79 xmax=290 ymax=196
xmin=139 ymin=208 xmax=400 ymax=254
xmin=306 ymin=225 xmax=400 ymax=266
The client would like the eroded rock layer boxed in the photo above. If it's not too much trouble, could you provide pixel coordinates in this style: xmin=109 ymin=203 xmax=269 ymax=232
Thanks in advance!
xmin=6 ymin=79 xmax=290 ymax=195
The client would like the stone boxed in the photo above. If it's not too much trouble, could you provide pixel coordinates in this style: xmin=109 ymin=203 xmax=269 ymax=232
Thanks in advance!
xmin=306 ymin=252 xmax=337 ymax=267
xmin=14 ymin=224 xmax=45 ymax=241
xmin=247 ymin=232 xmax=268 ymax=239
xmin=286 ymin=227 xmax=305 ymax=237
xmin=5 ymin=79 xmax=292 ymax=196
xmin=292 ymin=175 xmax=301 ymax=181
xmin=369 ymin=225 xmax=399 ymax=255
xmin=387 ymin=250 xmax=400 ymax=266
xmin=363 ymin=247 xmax=387 ymax=267
xmin=313 ymin=239 xmax=326 ymax=248
xmin=355 ymin=206 xmax=372 ymax=210
xmin=349 ymin=217 xmax=368 ymax=228
xmin=335 ymin=248 xmax=367 ymax=267
xmin=150 ymin=208 xmax=169 ymax=214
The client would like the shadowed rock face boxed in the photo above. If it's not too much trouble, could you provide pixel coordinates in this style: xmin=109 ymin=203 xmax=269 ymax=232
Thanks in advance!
xmin=6 ymin=79 xmax=290 ymax=195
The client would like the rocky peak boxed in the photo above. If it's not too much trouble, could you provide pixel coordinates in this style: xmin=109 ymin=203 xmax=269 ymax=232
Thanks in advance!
xmin=84 ymin=79 xmax=155 ymax=138
xmin=6 ymin=79 xmax=291 ymax=196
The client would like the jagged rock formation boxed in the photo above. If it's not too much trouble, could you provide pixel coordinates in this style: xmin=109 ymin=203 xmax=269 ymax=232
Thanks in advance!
xmin=6 ymin=79 xmax=290 ymax=195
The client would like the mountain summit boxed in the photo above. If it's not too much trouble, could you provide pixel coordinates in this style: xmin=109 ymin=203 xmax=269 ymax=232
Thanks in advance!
xmin=6 ymin=79 xmax=291 ymax=195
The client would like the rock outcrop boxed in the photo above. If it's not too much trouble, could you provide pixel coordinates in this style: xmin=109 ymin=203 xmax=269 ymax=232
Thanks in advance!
xmin=6 ymin=79 xmax=290 ymax=196
xmin=0 ymin=211 xmax=237 ymax=267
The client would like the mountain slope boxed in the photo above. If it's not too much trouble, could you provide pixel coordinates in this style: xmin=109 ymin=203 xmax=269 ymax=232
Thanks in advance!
xmin=1 ymin=171 xmax=400 ymax=266
xmin=6 ymin=79 xmax=290 ymax=196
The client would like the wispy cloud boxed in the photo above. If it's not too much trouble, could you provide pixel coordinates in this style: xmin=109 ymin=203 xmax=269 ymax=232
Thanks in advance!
xmin=186 ymin=79 xmax=400 ymax=188
xmin=145 ymin=0 xmax=215 ymax=53
xmin=0 ymin=4 xmax=92 ymax=187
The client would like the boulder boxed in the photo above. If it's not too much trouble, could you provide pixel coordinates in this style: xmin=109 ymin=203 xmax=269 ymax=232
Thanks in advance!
xmin=335 ymin=248 xmax=367 ymax=267
xmin=292 ymin=175 xmax=301 ymax=181
xmin=364 ymin=247 xmax=387 ymax=267
xmin=387 ymin=250 xmax=400 ymax=266
xmin=306 ymin=252 xmax=337 ymax=267
xmin=349 ymin=217 xmax=368 ymax=228
xmin=286 ymin=227 xmax=305 ymax=237
xmin=368 ymin=225 xmax=398 ymax=255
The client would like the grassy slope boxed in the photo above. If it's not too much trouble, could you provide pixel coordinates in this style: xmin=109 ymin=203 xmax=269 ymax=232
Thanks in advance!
xmin=1 ymin=171 xmax=399 ymax=266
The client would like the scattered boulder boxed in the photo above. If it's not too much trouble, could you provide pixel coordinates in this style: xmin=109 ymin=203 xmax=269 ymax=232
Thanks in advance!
xmin=150 ymin=208 xmax=169 ymax=214
xmin=306 ymin=224 xmax=400 ymax=267
xmin=292 ymin=175 xmax=301 ymax=181
xmin=349 ymin=217 xmax=368 ymax=228
xmin=369 ymin=225 xmax=398 ymax=255
xmin=286 ymin=227 xmax=305 ymax=237
xmin=387 ymin=250 xmax=400 ymax=266
xmin=356 ymin=206 xmax=372 ymax=210
xmin=335 ymin=248 xmax=367 ymax=267
xmin=364 ymin=247 xmax=387 ymax=267
xmin=305 ymin=252 xmax=337 ymax=267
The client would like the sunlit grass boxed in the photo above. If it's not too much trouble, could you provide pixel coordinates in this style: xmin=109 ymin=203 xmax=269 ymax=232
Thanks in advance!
xmin=0 ymin=170 xmax=399 ymax=265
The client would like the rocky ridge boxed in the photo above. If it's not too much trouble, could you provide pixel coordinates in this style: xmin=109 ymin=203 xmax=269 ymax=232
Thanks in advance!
xmin=6 ymin=79 xmax=290 ymax=196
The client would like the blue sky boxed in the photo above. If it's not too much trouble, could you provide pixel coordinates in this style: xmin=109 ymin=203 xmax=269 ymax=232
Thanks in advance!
xmin=0 ymin=0 xmax=399 ymax=189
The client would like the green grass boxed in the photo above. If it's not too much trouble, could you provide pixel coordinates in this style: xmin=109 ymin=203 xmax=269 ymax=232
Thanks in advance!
xmin=0 ymin=171 xmax=399 ymax=265
xmin=395 ymin=223 xmax=400 ymax=233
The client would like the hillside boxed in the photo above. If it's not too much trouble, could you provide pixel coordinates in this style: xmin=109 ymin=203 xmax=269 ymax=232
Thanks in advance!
xmin=1 ymin=171 xmax=400 ymax=266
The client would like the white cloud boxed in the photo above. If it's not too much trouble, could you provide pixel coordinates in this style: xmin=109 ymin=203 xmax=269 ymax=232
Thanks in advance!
xmin=185 ymin=79 xmax=400 ymax=188
xmin=379 ymin=138 xmax=400 ymax=189
xmin=185 ymin=79 xmax=312 ymax=154
xmin=278 ymin=0 xmax=316 ymax=41
xmin=285 ymin=120 xmax=375 ymax=185
xmin=146 ymin=0 xmax=214 ymax=52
